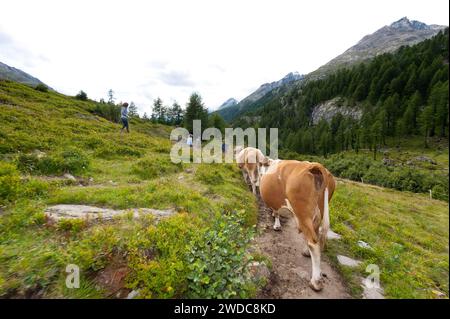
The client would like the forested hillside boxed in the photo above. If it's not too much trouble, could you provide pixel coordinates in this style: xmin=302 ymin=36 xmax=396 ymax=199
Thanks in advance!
xmin=235 ymin=29 xmax=449 ymax=155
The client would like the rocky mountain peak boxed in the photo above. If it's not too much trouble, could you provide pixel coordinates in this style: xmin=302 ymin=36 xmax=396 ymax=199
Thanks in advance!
xmin=218 ymin=98 xmax=239 ymax=110
xmin=390 ymin=17 xmax=429 ymax=31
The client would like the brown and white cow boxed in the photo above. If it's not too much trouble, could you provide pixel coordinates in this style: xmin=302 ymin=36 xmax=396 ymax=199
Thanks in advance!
xmin=259 ymin=160 xmax=336 ymax=291
xmin=236 ymin=147 xmax=269 ymax=194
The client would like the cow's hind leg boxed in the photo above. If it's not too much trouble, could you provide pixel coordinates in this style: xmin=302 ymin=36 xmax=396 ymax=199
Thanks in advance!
xmin=298 ymin=213 xmax=324 ymax=291
xmin=249 ymin=168 xmax=258 ymax=195
xmin=301 ymin=233 xmax=311 ymax=257
xmin=273 ymin=210 xmax=281 ymax=231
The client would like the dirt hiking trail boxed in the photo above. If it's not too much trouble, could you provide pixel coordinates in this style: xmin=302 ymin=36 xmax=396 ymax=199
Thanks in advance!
xmin=254 ymin=195 xmax=351 ymax=299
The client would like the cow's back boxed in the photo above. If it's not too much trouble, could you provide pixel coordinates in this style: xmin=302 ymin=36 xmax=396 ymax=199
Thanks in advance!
xmin=260 ymin=160 xmax=303 ymax=210
xmin=260 ymin=160 xmax=333 ymax=211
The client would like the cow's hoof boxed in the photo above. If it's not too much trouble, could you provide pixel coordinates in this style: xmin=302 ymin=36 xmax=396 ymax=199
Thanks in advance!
xmin=273 ymin=225 xmax=281 ymax=231
xmin=302 ymin=248 xmax=311 ymax=257
xmin=309 ymin=279 xmax=324 ymax=291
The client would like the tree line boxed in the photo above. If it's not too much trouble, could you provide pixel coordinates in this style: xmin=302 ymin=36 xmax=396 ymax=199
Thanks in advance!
xmin=76 ymin=87 xmax=227 ymax=133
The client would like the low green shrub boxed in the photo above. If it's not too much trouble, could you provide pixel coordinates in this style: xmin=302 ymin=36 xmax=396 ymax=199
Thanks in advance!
xmin=92 ymin=103 xmax=120 ymax=123
xmin=195 ymin=165 xmax=225 ymax=185
xmin=35 ymin=84 xmax=48 ymax=92
xmin=127 ymin=213 xmax=202 ymax=298
xmin=21 ymin=178 xmax=50 ymax=199
xmin=132 ymin=156 xmax=183 ymax=180
xmin=94 ymin=145 xmax=143 ymax=159
xmin=56 ymin=218 xmax=87 ymax=233
xmin=16 ymin=148 xmax=90 ymax=175
xmin=186 ymin=210 xmax=255 ymax=298
xmin=0 ymin=162 xmax=21 ymax=204
xmin=59 ymin=148 xmax=90 ymax=174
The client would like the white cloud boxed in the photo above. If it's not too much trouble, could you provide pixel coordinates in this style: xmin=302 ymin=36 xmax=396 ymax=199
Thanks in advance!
xmin=0 ymin=0 xmax=448 ymax=114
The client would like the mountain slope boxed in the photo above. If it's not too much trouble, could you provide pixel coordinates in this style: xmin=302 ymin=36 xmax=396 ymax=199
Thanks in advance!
xmin=308 ymin=17 xmax=447 ymax=80
xmin=221 ymin=17 xmax=447 ymax=123
xmin=0 ymin=61 xmax=50 ymax=88
xmin=217 ymin=72 xmax=303 ymax=122
xmin=217 ymin=97 xmax=238 ymax=110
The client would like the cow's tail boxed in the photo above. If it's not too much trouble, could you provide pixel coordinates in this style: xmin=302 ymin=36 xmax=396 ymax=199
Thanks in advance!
xmin=320 ymin=187 xmax=330 ymax=250
xmin=309 ymin=165 xmax=330 ymax=250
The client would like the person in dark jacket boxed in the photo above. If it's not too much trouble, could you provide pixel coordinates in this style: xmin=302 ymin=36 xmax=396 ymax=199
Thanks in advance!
xmin=120 ymin=102 xmax=129 ymax=133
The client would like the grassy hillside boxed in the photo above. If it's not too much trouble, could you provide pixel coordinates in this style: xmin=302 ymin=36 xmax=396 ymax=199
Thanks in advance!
xmin=0 ymin=80 xmax=448 ymax=299
xmin=328 ymin=179 xmax=448 ymax=299
xmin=0 ymin=80 xmax=258 ymax=298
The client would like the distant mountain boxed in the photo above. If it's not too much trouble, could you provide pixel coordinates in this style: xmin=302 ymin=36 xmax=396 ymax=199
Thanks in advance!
xmin=218 ymin=17 xmax=447 ymax=123
xmin=308 ymin=17 xmax=447 ymax=80
xmin=239 ymin=72 xmax=304 ymax=106
xmin=218 ymin=98 xmax=239 ymax=110
xmin=217 ymin=72 xmax=304 ymax=121
xmin=0 ymin=61 xmax=50 ymax=88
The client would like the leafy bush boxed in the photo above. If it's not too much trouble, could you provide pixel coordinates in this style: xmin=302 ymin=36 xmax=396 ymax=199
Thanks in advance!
xmin=195 ymin=165 xmax=225 ymax=185
xmin=186 ymin=210 xmax=255 ymax=298
xmin=0 ymin=162 xmax=21 ymax=204
xmin=126 ymin=211 xmax=256 ymax=299
xmin=59 ymin=148 xmax=90 ymax=174
xmin=35 ymin=84 xmax=48 ymax=92
xmin=57 ymin=218 xmax=87 ymax=232
xmin=132 ymin=156 xmax=183 ymax=180
xmin=75 ymin=90 xmax=88 ymax=101
xmin=127 ymin=213 xmax=202 ymax=298
xmin=17 ymin=148 xmax=90 ymax=175
xmin=21 ymin=178 xmax=50 ymax=199
xmin=92 ymin=103 xmax=120 ymax=123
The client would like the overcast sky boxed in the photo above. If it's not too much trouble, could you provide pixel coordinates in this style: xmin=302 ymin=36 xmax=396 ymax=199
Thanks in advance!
xmin=0 ymin=0 xmax=448 ymax=114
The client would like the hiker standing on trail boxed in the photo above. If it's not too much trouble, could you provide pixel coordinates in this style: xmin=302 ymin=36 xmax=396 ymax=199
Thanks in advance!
xmin=120 ymin=102 xmax=130 ymax=133
xmin=187 ymin=134 xmax=193 ymax=147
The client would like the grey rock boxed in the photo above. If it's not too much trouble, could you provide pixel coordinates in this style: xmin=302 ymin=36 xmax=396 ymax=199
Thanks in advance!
xmin=311 ymin=98 xmax=362 ymax=125
xmin=126 ymin=290 xmax=140 ymax=299
xmin=382 ymin=158 xmax=395 ymax=166
xmin=337 ymin=255 xmax=362 ymax=267
xmin=361 ymin=277 xmax=385 ymax=299
xmin=32 ymin=150 xmax=47 ymax=159
xmin=327 ymin=229 xmax=342 ymax=240
xmin=414 ymin=156 xmax=437 ymax=165
xmin=357 ymin=240 xmax=372 ymax=249
xmin=45 ymin=204 xmax=175 ymax=222
xmin=63 ymin=173 xmax=76 ymax=181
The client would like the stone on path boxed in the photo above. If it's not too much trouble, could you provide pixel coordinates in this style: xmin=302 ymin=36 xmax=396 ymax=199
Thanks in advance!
xmin=336 ymin=255 xmax=362 ymax=268
xmin=45 ymin=204 xmax=175 ymax=222
xmin=63 ymin=173 xmax=76 ymax=181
